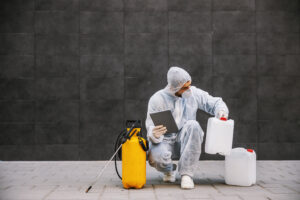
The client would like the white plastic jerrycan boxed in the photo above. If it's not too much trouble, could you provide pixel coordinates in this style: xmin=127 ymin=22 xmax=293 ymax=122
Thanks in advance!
xmin=225 ymin=147 xmax=256 ymax=186
xmin=205 ymin=117 xmax=234 ymax=155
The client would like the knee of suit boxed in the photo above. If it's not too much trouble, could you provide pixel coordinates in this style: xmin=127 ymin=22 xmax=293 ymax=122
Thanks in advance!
xmin=185 ymin=120 xmax=200 ymax=130
xmin=150 ymin=151 xmax=172 ymax=166
xmin=161 ymin=151 xmax=172 ymax=161
xmin=158 ymin=151 xmax=172 ymax=168
xmin=185 ymin=120 xmax=204 ymax=142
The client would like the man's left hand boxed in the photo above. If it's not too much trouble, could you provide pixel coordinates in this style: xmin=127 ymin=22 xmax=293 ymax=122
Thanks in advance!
xmin=216 ymin=110 xmax=228 ymax=119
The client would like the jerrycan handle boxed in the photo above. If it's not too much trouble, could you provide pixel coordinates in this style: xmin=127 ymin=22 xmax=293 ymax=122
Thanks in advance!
xmin=220 ymin=117 xmax=227 ymax=121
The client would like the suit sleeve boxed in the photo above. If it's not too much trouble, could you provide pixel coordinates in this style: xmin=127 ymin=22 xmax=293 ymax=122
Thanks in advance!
xmin=193 ymin=87 xmax=229 ymax=116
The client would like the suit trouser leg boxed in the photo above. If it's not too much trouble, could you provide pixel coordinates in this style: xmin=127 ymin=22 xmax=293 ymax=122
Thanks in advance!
xmin=148 ymin=134 xmax=176 ymax=173
xmin=177 ymin=120 xmax=204 ymax=178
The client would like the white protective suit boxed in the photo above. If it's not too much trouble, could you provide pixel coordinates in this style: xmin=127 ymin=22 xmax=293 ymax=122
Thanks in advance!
xmin=145 ymin=66 xmax=229 ymax=177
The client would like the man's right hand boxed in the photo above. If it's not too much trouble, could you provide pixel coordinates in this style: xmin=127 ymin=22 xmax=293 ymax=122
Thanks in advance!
xmin=152 ymin=125 xmax=167 ymax=139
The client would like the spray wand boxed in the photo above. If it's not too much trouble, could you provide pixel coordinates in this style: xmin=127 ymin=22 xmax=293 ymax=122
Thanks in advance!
xmin=85 ymin=121 xmax=139 ymax=193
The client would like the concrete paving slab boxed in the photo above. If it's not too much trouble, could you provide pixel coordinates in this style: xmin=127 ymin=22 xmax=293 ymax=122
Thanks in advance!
xmin=0 ymin=161 xmax=299 ymax=200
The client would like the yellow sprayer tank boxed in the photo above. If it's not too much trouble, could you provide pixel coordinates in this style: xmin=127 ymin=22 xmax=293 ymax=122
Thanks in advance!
xmin=122 ymin=127 xmax=146 ymax=189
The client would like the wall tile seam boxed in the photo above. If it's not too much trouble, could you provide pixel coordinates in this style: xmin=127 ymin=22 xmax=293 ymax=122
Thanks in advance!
xmin=0 ymin=77 xmax=36 ymax=79
xmin=0 ymin=33 xmax=34 ymax=35
xmin=211 ymin=0 xmax=214 ymax=92
xmin=0 ymin=123 xmax=36 ymax=125
xmin=255 ymin=53 xmax=300 ymax=56
xmin=168 ymin=11 xmax=212 ymax=13
xmin=213 ymin=31 xmax=256 ymax=33
xmin=0 ymin=100 xmax=37 ymax=103
xmin=211 ymin=75 xmax=257 ymax=77
xmin=122 ymin=0 xmax=127 ymax=140
xmin=257 ymin=75 xmax=300 ymax=77
xmin=0 ymin=32 xmax=35 ymax=34
xmin=257 ymin=119 xmax=300 ymax=121
xmin=168 ymin=32 xmax=214 ymax=34
xmin=257 ymin=142 xmax=300 ymax=144
xmin=255 ymin=10 xmax=300 ymax=13
xmin=167 ymin=3 xmax=169 ymax=77
xmin=32 ymin=0 xmax=37 ymax=159
xmin=211 ymin=54 xmax=257 ymax=55
xmin=36 ymin=32 xmax=82 ymax=35
xmin=123 ymin=32 xmax=168 ymax=35
xmin=256 ymin=31 xmax=300 ymax=34
xmin=298 ymin=0 xmax=300 ymax=41
xmin=256 ymin=32 xmax=300 ymax=35
xmin=77 ymin=0 xmax=82 ymax=160
xmin=0 ymin=54 xmax=34 ymax=56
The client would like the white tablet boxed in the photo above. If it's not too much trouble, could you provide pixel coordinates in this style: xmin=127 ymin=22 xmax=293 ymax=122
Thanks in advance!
xmin=150 ymin=110 xmax=179 ymax=134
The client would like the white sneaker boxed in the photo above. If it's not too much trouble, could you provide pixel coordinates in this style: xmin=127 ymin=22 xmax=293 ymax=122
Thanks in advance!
xmin=181 ymin=175 xmax=194 ymax=189
xmin=163 ymin=170 xmax=176 ymax=183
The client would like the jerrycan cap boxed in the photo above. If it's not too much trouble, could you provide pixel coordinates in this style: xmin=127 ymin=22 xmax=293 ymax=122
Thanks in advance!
xmin=220 ymin=117 xmax=227 ymax=121
xmin=247 ymin=149 xmax=254 ymax=153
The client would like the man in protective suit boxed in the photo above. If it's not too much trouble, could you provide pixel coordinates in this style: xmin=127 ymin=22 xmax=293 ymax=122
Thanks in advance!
xmin=145 ymin=66 xmax=229 ymax=189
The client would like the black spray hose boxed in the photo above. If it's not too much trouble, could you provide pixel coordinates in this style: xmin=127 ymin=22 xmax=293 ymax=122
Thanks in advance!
xmin=114 ymin=129 xmax=126 ymax=180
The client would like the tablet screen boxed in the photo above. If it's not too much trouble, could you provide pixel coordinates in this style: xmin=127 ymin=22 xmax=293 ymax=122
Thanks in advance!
xmin=150 ymin=110 xmax=179 ymax=134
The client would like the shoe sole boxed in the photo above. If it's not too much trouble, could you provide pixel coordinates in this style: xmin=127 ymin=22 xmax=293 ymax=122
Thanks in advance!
xmin=163 ymin=177 xmax=176 ymax=183
xmin=181 ymin=186 xmax=194 ymax=189
xmin=163 ymin=180 xmax=176 ymax=183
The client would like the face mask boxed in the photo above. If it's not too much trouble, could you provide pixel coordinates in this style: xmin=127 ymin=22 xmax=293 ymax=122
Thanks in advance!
xmin=182 ymin=88 xmax=192 ymax=99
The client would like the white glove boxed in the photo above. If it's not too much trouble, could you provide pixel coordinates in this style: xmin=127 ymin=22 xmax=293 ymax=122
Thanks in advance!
xmin=216 ymin=110 xmax=228 ymax=119
xmin=152 ymin=125 xmax=167 ymax=139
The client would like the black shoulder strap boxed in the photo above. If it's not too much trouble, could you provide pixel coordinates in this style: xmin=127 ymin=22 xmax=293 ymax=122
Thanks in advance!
xmin=138 ymin=136 xmax=149 ymax=151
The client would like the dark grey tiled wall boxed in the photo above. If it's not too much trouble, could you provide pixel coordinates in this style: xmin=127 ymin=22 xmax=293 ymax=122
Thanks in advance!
xmin=0 ymin=0 xmax=299 ymax=160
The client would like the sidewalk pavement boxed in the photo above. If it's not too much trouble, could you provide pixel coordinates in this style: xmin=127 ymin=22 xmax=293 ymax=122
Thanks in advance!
xmin=0 ymin=161 xmax=299 ymax=200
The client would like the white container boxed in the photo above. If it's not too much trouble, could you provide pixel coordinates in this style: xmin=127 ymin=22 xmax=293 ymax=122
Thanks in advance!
xmin=205 ymin=117 xmax=234 ymax=155
xmin=225 ymin=147 xmax=256 ymax=186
